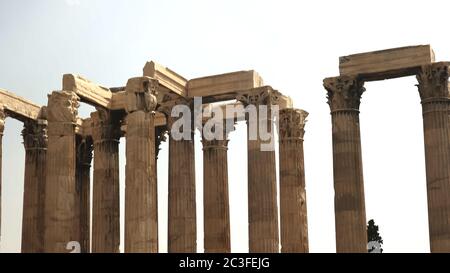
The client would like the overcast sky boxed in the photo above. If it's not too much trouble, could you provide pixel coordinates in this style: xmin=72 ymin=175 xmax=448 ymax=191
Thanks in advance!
xmin=1 ymin=0 xmax=448 ymax=253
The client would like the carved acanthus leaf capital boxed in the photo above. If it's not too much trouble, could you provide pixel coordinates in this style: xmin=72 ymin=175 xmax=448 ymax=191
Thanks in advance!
xmin=236 ymin=86 xmax=282 ymax=106
xmin=22 ymin=119 xmax=48 ymax=150
xmin=125 ymin=77 xmax=158 ymax=113
xmin=416 ymin=62 xmax=450 ymax=101
xmin=323 ymin=76 xmax=365 ymax=112
xmin=202 ymin=120 xmax=235 ymax=150
xmin=90 ymin=108 xmax=121 ymax=143
xmin=201 ymin=118 xmax=236 ymax=149
xmin=47 ymin=91 xmax=80 ymax=123
xmin=278 ymin=108 xmax=308 ymax=141
xmin=157 ymin=97 xmax=190 ymax=118
xmin=158 ymin=97 xmax=193 ymax=132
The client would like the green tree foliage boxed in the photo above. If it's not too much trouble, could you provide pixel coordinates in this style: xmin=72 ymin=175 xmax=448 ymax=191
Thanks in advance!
xmin=367 ymin=219 xmax=383 ymax=253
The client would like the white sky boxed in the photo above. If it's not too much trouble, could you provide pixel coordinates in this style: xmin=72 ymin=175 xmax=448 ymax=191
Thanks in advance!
xmin=0 ymin=0 xmax=447 ymax=253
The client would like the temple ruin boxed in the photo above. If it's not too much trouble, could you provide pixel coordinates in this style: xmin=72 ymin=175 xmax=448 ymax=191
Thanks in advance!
xmin=0 ymin=61 xmax=308 ymax=253
xmin=324 ymin=45 xmax=450 ymax=253
xmin=0 ymin=44 xmax=448 ymax=253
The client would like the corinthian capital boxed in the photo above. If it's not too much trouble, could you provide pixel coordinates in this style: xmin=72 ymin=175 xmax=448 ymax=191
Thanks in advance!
xmin=278 ymin=108 xmax=308 ymax=141
xmin=157 ymin=96 xmax=190 ymax=119
xmin=47 ymin=91 xmax=80 ymax=123
xmin=236 ymin=86 xmax=282 ymax=106
xmin=157 ymin=95 xmax=193 ymax=132
xmin=416 ymin=62 xmax=450 ymax=101
xmin=90 ymin=108 xmax=121 ymax=143
xmin=22 ymin=119 xmax=48 ymax=150
xmin=125 ymin=77 xmax=158 ymax=113
xmin=201 ymin=118 xmax=235 ymax=149
xmin=323 ymin=76 xmax=365 ymax=112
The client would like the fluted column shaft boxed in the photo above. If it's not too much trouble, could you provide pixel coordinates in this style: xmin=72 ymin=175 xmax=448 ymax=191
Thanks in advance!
xmin=278 ymin=109 xmax=309 ymax=253
xmin=168 ymin=115 xmax=197 ymax=253
xmin=417 ymin=63 xmax=450 ymax=252
xmin=91 ymin=110 xmax=121 ymax=253
xmin=238 ymin=88 xmax=280 ymax=253
xmin=75 ymin=136 xmax=92 ymax=253
xmin=247 ymin=116 xmax=278 ymax=253
xmin=201 ymin=120 xmax=233 ymax=253
xmin=324 ymin=76 xmax=367 ymax=253
xmin=124 ymin=77 xmax=158 ymax=253
xmin=44 ymin=91 xmax=80 ymax=252
xmin=21 ymin=119 xmax=48 ymax=253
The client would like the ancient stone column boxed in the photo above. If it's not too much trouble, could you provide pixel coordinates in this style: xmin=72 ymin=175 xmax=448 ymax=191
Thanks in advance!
xmin=237 ymin=88 xmax=280 ymax=253
xmin=124 ymin=77 xmax=158 ymax=253
xmin=43 ymin=91 xmax=80 ymax=253
xmin=0 ymin=108 xmax=4 ymax=244
xmin=278 ymin=108 xmax=309 ymax=253
xmin=201 ymin=119 xmax=234 ymax=253
xmin=166 ymin=108 xmax=197 ymax=253
xmin=416 ymin=63 xmax=450 ymax=252
xmin=323 ymin=76 xmax=367 ymax=253
xmin=21 ymin=118 xmax=48 ymax=253
xmin=91 ymin=109 xmax=121 ymax=253
xmin=75 ymin=136 xmax=93 ymax=253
